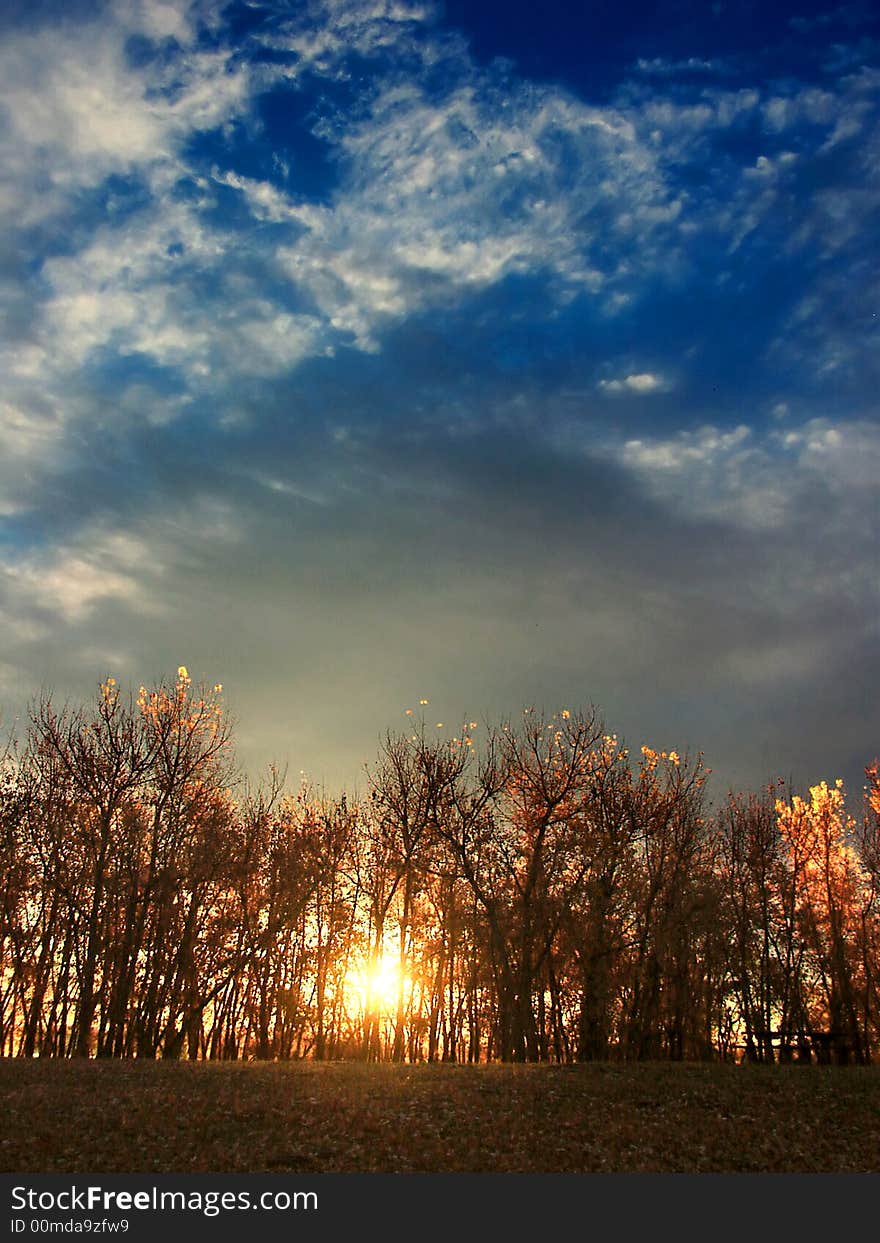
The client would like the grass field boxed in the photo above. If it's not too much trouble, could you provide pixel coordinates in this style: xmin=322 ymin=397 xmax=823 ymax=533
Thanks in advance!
xmin=2 ymin=1060 xmax=879 ymax=1173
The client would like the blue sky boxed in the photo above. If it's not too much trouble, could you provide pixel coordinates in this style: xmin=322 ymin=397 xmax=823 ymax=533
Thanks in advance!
xmin=1 ymin=0 xmax=877 ymax=799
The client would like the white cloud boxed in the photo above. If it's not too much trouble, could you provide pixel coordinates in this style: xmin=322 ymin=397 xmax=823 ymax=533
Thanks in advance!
xmin=1 ymin=495 xmax=245 ymax=646
xmin=615 ymin=417 xmax=880 ymax=534
xmin=0 ymin=2 xmax=254 ymax=235
xmin=599 ymin=372 xmax=670 ymax=395
xmin=258 ymin=0 xmax=441 ymax=76
xmin=115 ymin=0 xmax=207 ymax=45
xmin=2 ymin=531 xmax=161 ymax=624
xmin=5 ymin=0 xmax=873 ymax=428
xmin=0 ymin=2 xmax=676 ymax=401
xmin=239 ymin=78 xmax=673 ymax=349
xmin=636 ymin=56 xmax=724 ymax=77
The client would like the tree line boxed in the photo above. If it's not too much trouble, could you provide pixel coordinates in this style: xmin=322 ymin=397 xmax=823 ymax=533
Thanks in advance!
xmin=1 ymin=670 xmax=878 ymax=1063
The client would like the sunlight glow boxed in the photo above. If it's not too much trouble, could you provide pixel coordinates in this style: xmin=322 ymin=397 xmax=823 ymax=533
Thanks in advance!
xmin=348 ymin=953 xmax=409 ymax=1015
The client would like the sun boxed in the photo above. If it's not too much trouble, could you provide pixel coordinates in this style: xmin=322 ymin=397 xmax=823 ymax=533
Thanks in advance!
xmin=348 ymin=952 xmax=409 ymax=1015
xmin=367 ymin=956 xmax=403 ymax=1011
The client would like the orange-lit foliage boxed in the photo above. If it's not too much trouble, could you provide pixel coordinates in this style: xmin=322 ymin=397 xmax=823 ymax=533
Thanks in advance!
xmin=776 ymin=782 xmax=870 ymax=1061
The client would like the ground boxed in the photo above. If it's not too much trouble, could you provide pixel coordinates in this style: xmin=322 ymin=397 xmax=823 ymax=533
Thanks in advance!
xmin=1 ymin=1060 xmax=879 ymax=1173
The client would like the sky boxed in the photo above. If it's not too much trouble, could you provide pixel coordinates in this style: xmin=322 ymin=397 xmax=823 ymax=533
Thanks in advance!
xmin=0 ymin=0 xmax=878 ymax=802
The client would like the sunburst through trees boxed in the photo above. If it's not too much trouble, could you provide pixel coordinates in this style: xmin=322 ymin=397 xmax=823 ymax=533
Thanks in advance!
xmin=0 ymin=671 xmax=877 ymax=1063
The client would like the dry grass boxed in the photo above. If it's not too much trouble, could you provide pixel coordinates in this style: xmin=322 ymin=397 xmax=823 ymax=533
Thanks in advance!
xmin=1 ymin=1060 xmax=879 ymax=1173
